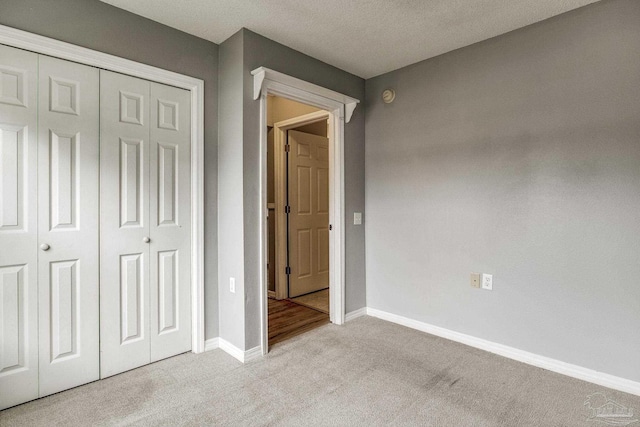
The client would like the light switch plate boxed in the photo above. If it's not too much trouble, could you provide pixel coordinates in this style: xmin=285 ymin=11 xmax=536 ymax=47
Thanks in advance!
xmin=481 ymin=273 xmax=493 ymax=290
xmin=230 ymin=277 xmax=236 ymax=293
xmin=470 ymin=273 xmax=481 ymax=288
xmin=354 ymin=212 xmax=362 ymax=225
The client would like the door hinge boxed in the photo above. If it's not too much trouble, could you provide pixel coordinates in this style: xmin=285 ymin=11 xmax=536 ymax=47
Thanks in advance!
xmin=285 ymin=205 xmax=291 ymax=214
xmin=285 ymin=144 xmax=290 ymax=152
xmin=329 ymin=224 xmax=333 ymax=231
xmin=285 ymin=266 xmax=291 ymax=275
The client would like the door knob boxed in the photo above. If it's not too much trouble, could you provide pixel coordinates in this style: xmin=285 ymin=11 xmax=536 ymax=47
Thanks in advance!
xmin=40 ymin=243 xmax=50 ymax=251
xmin=143 ymin=237 xmax=151 ymax=243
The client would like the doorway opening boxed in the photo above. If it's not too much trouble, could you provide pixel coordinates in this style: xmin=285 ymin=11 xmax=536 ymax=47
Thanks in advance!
xmin=255 ymin=66 xmax=358 ymax=356
xmin=266 ymin=96 xmax=330 ymax=346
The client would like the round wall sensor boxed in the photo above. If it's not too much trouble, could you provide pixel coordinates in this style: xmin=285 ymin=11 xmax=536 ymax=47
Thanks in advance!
xmin=382 ymin=89 xmax=396 ymax=104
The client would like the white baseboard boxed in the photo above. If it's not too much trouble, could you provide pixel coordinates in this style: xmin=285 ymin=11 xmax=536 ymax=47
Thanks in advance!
xmin=366 ymin=307 xmax=640 ymax=397
xmin=244 ymin=346 xmax=263 ymax=362
xmin=204 ymin=337 xmax=219 ymax=352
xmin=345 ymin=307 xmax=367 ymax=322
xmin=218 ymin=338 xmax=245 ymax=362
xmin=214 ymin=338 xmax=263 ymax=363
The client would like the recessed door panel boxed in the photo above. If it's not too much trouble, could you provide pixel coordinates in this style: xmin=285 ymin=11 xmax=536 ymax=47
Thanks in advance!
xmin=157 ymin=142 xmax=177 ymax=226
xmin=100 ymin=70 xmax=151 ymax=378
xmin=297 ymin=229 xmax=312 ymax=278
xmin=317 ymin=167 xmax=329 ymax=215
xmin=120 ymin=91 xmax=144 ymax=126
xmin=0 ymin=124 xmax=26 ymax=231
xmin=120 ymin=253 xmax=144 ymax=343
xmin=0 ymin=265 xmax=26 ymax=373
xmin=0 ymin=44 xmax=38 ymax=411
xmin=158 ymin=250 xmax=178 ymax=334
xmin=49 ymin=131 xmax=78 ymax=230
xmin=49 ymin=77 xmax=79 ymax=115
xmin=288 ymin=130 xmax=330 ymax=297
xmin=297 ymin=166 xmax=312 ymax=215
xmin=0 ymin=66 xmax=26 ymax=107
xmin=120 ymin=138 xmax=143 ymax=227
xmin=49 ymin=260 xmax=78 ymax=361
xmin=37 ymin=55 xmax=99 ymax=398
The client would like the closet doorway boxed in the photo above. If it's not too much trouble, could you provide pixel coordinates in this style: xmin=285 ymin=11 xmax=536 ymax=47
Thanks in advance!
xmin=266 ymin=96 xmax=330 ymax=346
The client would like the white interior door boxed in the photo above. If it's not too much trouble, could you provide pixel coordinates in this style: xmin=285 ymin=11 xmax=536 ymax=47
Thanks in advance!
xmin=0 ymin=44 xmax=39 ymax=410
xmin=149 ymin=82 xmax=191 ymax=362
xmin=99 ymin=70 xmax=151 ymax=378
xmin=288 ymin=130 xmax=330 ymax=297
xmin=36 ymin=55 xmax=100 ymax=396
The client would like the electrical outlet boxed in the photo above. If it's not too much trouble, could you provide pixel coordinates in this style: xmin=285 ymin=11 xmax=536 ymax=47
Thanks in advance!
xmin=230 ymin=277 xmax=236 ymax=293
xmin=470 ymin=273 xmax=481 ymax=288
xmin=354 ymin=212 xmax=362 ymax=225
xmin=481 ymin=273 xmax=493 ymax=290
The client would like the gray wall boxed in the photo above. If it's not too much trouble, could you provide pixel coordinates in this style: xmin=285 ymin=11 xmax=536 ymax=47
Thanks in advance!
xmin=217 ymin=31 xmax=246 ymax=349
xmin=242 ymin=30 xmax=367 ymax=349
xmin=365 ymin=0 xmax=640 ymax=382
xmin=0 ymin=0 xmax=221 ymax=339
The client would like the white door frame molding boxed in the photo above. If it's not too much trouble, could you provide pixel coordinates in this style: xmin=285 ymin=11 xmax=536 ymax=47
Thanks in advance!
xmin=0 ymin=24 xmax=207 ymax=354
xmin=273 ymin=111 xmax=330 ymax=301
xmin=252 ymin=66 xmax=360 ymax=355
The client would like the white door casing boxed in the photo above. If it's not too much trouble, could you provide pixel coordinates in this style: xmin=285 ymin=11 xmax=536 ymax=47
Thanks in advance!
xmin=149 ymin=82 xmax=192 ymax=362
xmin=99 ymin=70 xmax=151 ymax=378
xmin=288 ymin=130 xmax=330 ymax=297
xmin=37 ymin=55 xmax=100 ymax=396
xmin=0 ymin=44 xmax=39 ymax=410
xmin=253 ymin=67 xmax=360 ymax=355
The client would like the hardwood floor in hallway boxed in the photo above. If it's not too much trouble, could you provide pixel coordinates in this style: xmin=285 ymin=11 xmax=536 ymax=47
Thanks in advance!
xmin=268 ymin=298 xmax=329 ymax=346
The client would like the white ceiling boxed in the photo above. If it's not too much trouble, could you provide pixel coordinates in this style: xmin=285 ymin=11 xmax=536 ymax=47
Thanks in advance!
xmin=100 ymin=0 xmax=599 ymax=79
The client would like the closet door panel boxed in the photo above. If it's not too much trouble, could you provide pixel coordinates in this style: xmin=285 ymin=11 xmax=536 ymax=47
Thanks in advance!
xmin=37 ymin=55 xmax=99 ymax=397
xmin=0 ymin=45 xmax=38 ymax=410
xmin=99 ymin=70 xmax=151 ymax=378
xmin=149 ymin=83 xmax=191 ymax=361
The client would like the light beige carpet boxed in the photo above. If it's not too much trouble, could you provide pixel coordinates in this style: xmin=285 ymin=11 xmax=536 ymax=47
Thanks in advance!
xmin=1 ymin=316 xmax=638 ymax=426
xmin=290 ymin=288 xmax=329 ymax=314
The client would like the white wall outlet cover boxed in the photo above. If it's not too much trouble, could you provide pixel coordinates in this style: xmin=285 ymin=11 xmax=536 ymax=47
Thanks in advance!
xmin=354 ymin=212 xmax=362 ymax=225
xmin=230 ymin=277 xmax=236 ymax=293
xmin=482 ymin=273 xmax=493 ymax=290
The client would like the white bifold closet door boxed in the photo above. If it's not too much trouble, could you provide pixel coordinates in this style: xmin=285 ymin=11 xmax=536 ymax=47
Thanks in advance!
xmin=0 ymin=45 xmax=100 ymax=409
xmin=99 ymin=70 xmax=191 ymax=378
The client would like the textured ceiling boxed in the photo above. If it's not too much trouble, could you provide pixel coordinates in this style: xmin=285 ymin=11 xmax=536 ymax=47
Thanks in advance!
xmin=99 ymin=0 xmax=600 ymax=78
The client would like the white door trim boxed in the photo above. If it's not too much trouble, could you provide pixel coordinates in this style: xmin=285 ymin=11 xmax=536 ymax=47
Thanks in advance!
xmin=273 ymin=111 xmax=330 ymax=300
xmin=253 ymin=67 xmax=360 ymax=355
xmin=0 ymin=24 xmax=207 ymax=354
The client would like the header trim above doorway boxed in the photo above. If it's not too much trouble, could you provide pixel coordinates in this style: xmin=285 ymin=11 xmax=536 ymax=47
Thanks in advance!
xmin=251 ymin=67 xmax=360 ymax=123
